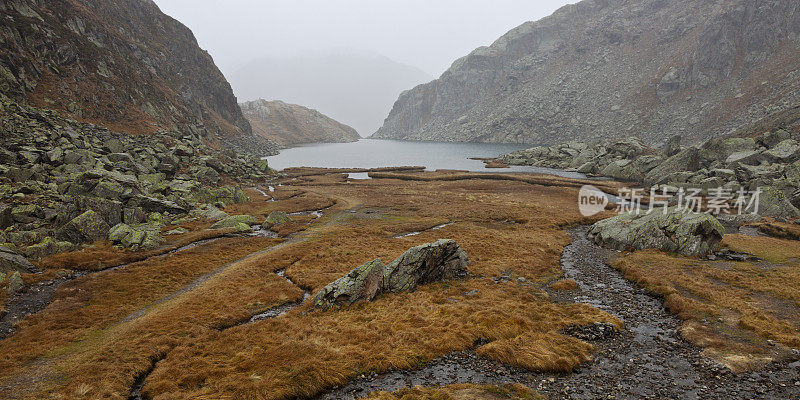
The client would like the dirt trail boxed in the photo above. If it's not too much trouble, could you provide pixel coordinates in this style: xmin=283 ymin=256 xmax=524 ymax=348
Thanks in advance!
xmin=316 ymin=226 xmax=800 ymax=399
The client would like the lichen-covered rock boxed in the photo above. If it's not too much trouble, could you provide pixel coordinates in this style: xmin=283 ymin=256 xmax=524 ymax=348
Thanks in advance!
xmin=644 ymin=148 xmax=700 ymax=185
xmin=6 ymin=271 xmax=24 ymax=294
xmin=757 ymin=186 xmax=800 ymax=220
xmin=587 ymin=208 xmax=725 ymax=256
xmin=314 ymin=239 xmax=470 ymax=309
xmin=0 ymin=245 xmax=35 ymax=273
xmin=56 ymin=210 xmax=111 ymax=244
xmin=262 ymin=211 xmax=292 ymax=228
xmin=23 ymin=237 xmax=61 ymax=260
xmin=211 ymin=215 xmax=257 ymax=229
xmin=313 ymin=259 xmax=385 ymax=309
xmin=382 ymin=239 xmax=471 ymax=293
xmin=108 ymin=223 xmax=164 ymax=251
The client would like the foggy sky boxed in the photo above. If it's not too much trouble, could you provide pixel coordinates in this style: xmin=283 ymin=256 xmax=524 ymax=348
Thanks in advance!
xmin=153 ymin=0 xmax=575 ymax=78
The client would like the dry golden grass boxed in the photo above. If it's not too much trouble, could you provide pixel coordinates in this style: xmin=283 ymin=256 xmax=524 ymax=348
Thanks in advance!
xmin=361 ymin=383 xmax=542 ymax=400
xmin=744 ymin=220 xmax=800 ymax=241
xmin=0 ymin=172 xmax=622 ymax=399
xmin=37 ymin=227 xmax=237 ymax=271
xmin=550 ymin=279 xmax=578 ymax=291
xmin=612 ymin=234 xmax=800 ymax=371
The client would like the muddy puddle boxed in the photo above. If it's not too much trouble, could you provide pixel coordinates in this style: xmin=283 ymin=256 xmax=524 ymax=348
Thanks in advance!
xmin=315 ymin=226 xmax=800 ymax=400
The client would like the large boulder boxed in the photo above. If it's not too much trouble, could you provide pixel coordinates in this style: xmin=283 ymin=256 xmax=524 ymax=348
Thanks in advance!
xmin=312 ymin=259 xmax=385 ymax=308
xmin=587 ymin=208 xmax=725 ymax=256
xmin=211 ymin=215 xmax=257 ymax=229
xmin=382 ymin=239 xmax=471 ymax=293
xmin=757 ymin=186 xmax=800 ymax=221
xmin=764 ymin=139 xmax=800 ymax=163
xmin=262 ymin=211 xmax=292 ymax=228
xmin=644 ymin=148 xmax=700 ymax=185
xmin=0 ymin=245 xmax=36 ymax=273
xmin=108 ymin=223 xmax=164 ymax=251
xmin=56 ymin=210 xmax=111 ymax=244
xmin=314 ymin=239 xmax=470 ymax=309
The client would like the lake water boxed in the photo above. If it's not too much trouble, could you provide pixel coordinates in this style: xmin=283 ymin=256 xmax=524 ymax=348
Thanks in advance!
xmin=266 ymin=139 xmax=587 ymax=179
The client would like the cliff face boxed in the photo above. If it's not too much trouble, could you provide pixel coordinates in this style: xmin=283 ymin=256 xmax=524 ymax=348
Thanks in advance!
xmin=241 ymin=99 xmax=360 ymax=146
xmin=373 ymin=0 xmax=800 ymax=147
xmin=0 ymin=0 xmax=275 ymax=153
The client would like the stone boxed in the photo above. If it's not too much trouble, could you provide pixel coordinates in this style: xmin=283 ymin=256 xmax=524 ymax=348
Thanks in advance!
xmin=0 ymin=245 xmax=36 ymax=273
xmin=664 ymin=135 xmax=682 ymax=157
xmin=382 ymin=239 xmax=471 ymax=293
xmin=587 ymin=208 xmax=725 ymax=256
xmin=194 ymin=205 xmax=229 ymax=221
xmin=211 ymin=215 xmax=257 ymax=229
xmin=133 ymin=195 xmax=188 ymax=215
xmin=108 ymin=223 xmax=164 ymax=250
xmin=313 ymin=239 xmax=470 ymax=309
xmin=758 ymin=129 xmax=791 ymax=148
xmin=23 ymin=237 xmax=60 ymax=260
xmin=56 ymin=210 xmax=111 ymax=244
xmin=11 ymin=204 xmax=41 ymax=223
xmin=262 ymin=211 xmax=292 ymax=228
xmin=189 ymin=166 xmax=220 ymax=185
xmin=165 ymin=227 xmax=189 ymax=235
xmin=92 ymin=180 xmax=125 ymax=200
xmin=756 ymin=187 xmax=800 ymax=220
xmin=123 ymin=207 xmax=147 ymax=224
xmin=313 ymin=259 xmax=385 ymax=309
xmin=726 ymin=150 xmax=763 ymax=166
xmin=764 ymin=139 xmax=800 ymax=162
xmin=6 ymin=271 xmax=24 ymax=294
xmin=644 ymin=148 xmax=700 ymax=185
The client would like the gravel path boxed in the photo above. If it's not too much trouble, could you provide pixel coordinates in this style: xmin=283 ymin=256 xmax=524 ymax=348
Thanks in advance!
xmin=316 ymin=226 xmax=800 ymax=399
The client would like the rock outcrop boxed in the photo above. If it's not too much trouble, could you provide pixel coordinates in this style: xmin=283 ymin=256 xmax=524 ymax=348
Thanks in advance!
xmin=499 ymin=128 xmax=800 ymax=220
xmin=241 ymin=100 xmax=360 ymax=146
xmin=0 ymin=0 xmax=278 ymax=154
xmin=314 ymin=239 xmax=470 ymax=309
xmin=374 ymin=0 xmax=800 ymax=147
xmin=588 ymin=209 xmax=725 ymax=256
xmin=0 ymin=97 xmax=271 ymax=254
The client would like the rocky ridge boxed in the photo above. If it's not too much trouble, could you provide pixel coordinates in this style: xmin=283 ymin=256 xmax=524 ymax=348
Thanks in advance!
xmin=241 ymin=99 xmax=360 ymax=146
xmin=373 ymin=0 xmax=800 ymax=147
xmin=0 ymin=0 xmax=278 ymax=154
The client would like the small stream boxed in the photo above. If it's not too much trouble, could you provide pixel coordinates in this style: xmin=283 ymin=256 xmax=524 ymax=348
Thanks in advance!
xmin=391 ymin=222 xmax=454 ymax=239
xmin=315 ymin=226 xmax=800 ymax=399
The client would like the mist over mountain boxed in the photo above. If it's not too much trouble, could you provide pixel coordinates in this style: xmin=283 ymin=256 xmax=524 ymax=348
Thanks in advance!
xmin=229 ymin=52 xmax=433 ymax=137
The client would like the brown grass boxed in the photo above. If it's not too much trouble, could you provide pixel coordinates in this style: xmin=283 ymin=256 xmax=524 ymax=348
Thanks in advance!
xmin=550 ymin=279 xmax=578 ymax=291
xmin=362 ymin=383 xmax=542 ymax=400
xmin=36 ymin=227 xmax=237 ymax=271
xmin=612 ymin=235 xmax=800 ymax=371
xmin=746 ymin=220 xmax=800 ymax=241
xmin=0 ymin=172 xmax=621 ymax=399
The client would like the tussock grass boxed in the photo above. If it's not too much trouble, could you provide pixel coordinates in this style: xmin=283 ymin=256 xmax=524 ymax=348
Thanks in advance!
xmin=613 ymin=235 xmax=800 ymax=371
xmin=550 ymin=279 xmax=578 ymax=291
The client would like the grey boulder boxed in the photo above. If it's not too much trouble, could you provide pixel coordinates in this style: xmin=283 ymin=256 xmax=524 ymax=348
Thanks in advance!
xmin=314 ymin=239 xmax=470 ymax=309
xmin=587 ymin=208 xmax=725 ymax=256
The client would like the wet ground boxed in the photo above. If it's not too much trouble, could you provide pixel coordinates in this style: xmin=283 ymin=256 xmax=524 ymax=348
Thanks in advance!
xmin=316 ymin=226 xmax=800 ymax=399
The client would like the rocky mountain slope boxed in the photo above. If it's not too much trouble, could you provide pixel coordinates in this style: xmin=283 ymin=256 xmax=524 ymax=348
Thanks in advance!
xmin=374 ymin=0 xmax=800 ymax=147
xmin=0 ymin=0 xmax=277 ymax=154
xmin=241 ymin=99 xmax=360 ymax=146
